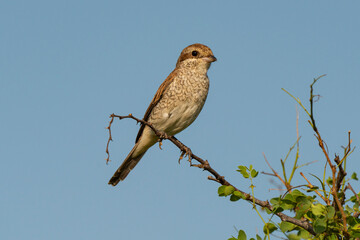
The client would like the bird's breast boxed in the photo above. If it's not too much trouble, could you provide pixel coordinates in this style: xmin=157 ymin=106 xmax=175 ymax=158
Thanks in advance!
xmin=149 ymin=71 xmax=210 ymax=136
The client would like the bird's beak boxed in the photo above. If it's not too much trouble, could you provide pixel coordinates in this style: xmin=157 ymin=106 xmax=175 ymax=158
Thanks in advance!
xmin=202 ymin=55 xmax=217 ymax=63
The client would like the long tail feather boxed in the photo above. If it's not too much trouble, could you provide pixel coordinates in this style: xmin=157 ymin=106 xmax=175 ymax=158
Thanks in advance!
xmin=108 ymin=143 xmax=146 ymax=186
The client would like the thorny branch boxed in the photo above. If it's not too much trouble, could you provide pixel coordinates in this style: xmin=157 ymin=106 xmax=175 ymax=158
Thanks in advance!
xmin=105 ymin=113 xmax=316 ymax=236
xmin=309 ymin=75 xmax=348 ymax=235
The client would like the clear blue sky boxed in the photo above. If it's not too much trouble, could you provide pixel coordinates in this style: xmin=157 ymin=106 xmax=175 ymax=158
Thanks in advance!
xmin=1 ymin=1 xmax=360 ymax=239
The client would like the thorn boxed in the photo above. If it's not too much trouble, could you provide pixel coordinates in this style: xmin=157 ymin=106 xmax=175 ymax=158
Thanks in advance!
xmin=191 ymin=160 xmax=209 ymax=169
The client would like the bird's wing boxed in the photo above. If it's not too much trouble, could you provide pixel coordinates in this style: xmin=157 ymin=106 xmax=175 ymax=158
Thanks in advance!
xmin=135 ymin=69 xmax=177 ymax=143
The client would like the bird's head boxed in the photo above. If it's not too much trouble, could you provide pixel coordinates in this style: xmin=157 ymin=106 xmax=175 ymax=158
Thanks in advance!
xmin=176 ymin=43 xmax=217 ymax=70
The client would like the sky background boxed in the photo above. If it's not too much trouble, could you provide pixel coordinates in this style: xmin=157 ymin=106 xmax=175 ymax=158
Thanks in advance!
xmin=1 ymin=1 xmax=360 ymax=239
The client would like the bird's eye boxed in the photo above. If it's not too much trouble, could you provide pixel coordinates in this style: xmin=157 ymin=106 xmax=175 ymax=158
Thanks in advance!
xmin=192 ymin=51 xmax=198 ymax=56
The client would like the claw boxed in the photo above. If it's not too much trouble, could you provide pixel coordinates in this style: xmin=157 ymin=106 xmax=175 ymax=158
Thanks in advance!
xmin=178 ymin=146 xmax=192 ymax=165
xmin=185 ymin=148 xmax=193 ymax=165
xmin=178 ymin=151 xmax=185 ymax=164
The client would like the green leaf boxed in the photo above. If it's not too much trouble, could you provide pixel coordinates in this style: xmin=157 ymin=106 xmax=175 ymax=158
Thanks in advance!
xmin=352 ymin=223 xmax=360 ymax=231
xmin=355 ymin=201 xmax=359 ymax=210
xmin=218 ymin=185 xmax=226 ymax=196
xmin=311 ymin=203 xmax=326 ymax=216
xmin=279 ymin=221 xmax=296 ymax=232
xmin=237 ymin=166 xmax=250 ymax=178
xmin=290 ymin=189 xmax=306 ymax=201
xmin=352 ymin=172 xmax=359 ymax=181
xmin=250 ymin=169 xmax=259 ymax=178
xmin=326 ymin=177 xmax=333 ymax=185
xmin=306 ymin=186 xmax=319 ymax=192
xmin=238 ymin=230 xmax=247 ymax=240
xmin=264 ymin=208 xmax=272 ymax=214
xmin=230 ymin=194 xmax=241 ymax=202
xmin=280 ymin=199 xmax=296 ymax=210
xmin=233 ymin=191 xmax=246 ymax=199
xmin=242 ymin=172 xmax=250 ymax=178
xmin=347 ymin=216 xmax=360 ymax=227
xmin=273 ymin=207 xmax=284 ymax=214
xmin=325 ymin=206 xmax=335 ymax=219
xmin=318 ymin=234 xmax=325 ymax=240
xmin=350 ymin=194 xmax=360 ymax=203
xmin=237 ymin=165 xmax=247 ymax=172
xmin=297 ymin=229 xmax=310 ymax=239
xmin=228 ymin=238 xmax=237 ymax=240
xmin=295 ymin=198 xmax=311 ymax=219
xmin=287 ymin=234 xmax=300 ymax=240
xmin=230 ymin=191 xmax=246 ymax=201
xmin=328 ymin=234 xmax=337 ymax=240
xmin=350 ymin=195 xmax=357 ymax=202
xmin=224 ymin=186 xmax=235 ymax=196
xmin=263 ymin=223 xmax=277 ymax=234
xmin=283 ymin=193 xmax=296 ymax=203
xmin=269 ymin=197 xmax=284 ymax=213
xmin=351 ymin=232 xmax=360 ymax=238
xmin=270 ymin=197 xmax=280 ymax=205
xmin=313 ymin=217 xmax=327 ymax=234
xmin=309 ymin=173 xmax=327 ymax=197
xmin=255 ymin=235 xmax=261 ymax=240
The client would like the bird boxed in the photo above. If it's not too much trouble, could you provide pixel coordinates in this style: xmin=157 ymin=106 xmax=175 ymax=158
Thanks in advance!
xmin=108 ymin=43 xmax=217 ymax=186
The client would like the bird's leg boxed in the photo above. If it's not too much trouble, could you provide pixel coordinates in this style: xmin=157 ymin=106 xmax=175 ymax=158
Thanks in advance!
xmin=185 ymin=147 xmax=193 ymax=164
xmin=179 ymin=146 xmax=193 ymax=165
xmin=157 ymin=132 xmax=169 ymax=150
xmin=171 ymin=136 xmax=191 ymax=164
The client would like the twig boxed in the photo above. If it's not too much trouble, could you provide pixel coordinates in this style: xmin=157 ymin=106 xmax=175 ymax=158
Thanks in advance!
xmin=105 ymin=115 xmax=115 ymax=164
xmin=287 ymin=106 xmax=301 ymax=185
xmin=334 ymin=155 xmax=347 ymax=193
xmin=300 ymin=172 xmax=330 ymax=205
xmin=347 ymin=183 xmax=359 ymax=201
xmin=263 ymin=153 xmax=290 ymax=190
xmin=346 ymin=183 xmax=360 ymax=218
xmin=296 ymin=160 xmax=318 ymax=169
xmin=309 ymin=74 xmax=326 ymax=132
xmin=261 ymin=172 xmax=277 ymax=177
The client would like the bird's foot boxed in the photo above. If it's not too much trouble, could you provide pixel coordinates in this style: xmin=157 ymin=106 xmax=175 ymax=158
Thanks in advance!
xmin=178 ymin=146 xmax=193 ymax=164
xmin=157 ymin=132 xmax=169 ymax=150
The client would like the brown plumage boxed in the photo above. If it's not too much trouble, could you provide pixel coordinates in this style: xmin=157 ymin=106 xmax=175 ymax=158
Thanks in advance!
xmin=108 ymin=43 xmax=216 ymax=186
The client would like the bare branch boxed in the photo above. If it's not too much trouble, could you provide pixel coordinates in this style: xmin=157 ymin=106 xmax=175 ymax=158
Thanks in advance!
xmin=105 ymin=114 xmax=115 ymax=164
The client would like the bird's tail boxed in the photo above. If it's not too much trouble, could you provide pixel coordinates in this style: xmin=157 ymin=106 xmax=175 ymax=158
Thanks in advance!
xmin=108 ymin=142 xmax=146 ymax=186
